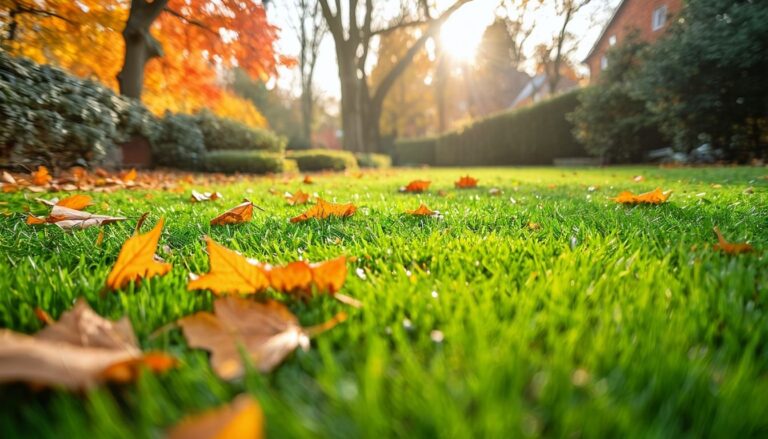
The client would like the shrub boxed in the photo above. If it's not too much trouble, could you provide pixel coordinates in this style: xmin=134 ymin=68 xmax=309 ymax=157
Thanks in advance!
xmin=392 ymin=137 xmax=437 ymax=166
xmin=0 ymin=52 xmax=157 ymax=168
xmin=151 ymin=113 xmax=206 ymax=170
xmin=435 ymin=91 xmax=587 ymax=166
xmin=356 ymin=153 xmax=392 ymax=169
xmin=287 ymin=149 xmax=358 ymax=172
xmin=204 ymin=150 xmax=288 ymax=174
xmin=196 ymin=109 xmax=286 ymax=153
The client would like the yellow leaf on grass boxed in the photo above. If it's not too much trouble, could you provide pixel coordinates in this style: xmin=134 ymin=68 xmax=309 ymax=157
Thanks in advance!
xmin=106 ymin=219 xmax=171 ymax=290
xmin=613 ymin=188 xmax=671 ymax=205
xmin=188 ymin=237 xmax=270 ymax=295
xmin=285 ymin=190 xmax=310 ymax=206
xmin=211 ymin=200 xmax=256 ymax=226
xmin=290 ymin=198 xmax=356 ymax=223
xmin=38 ymin=194 xmax=94 ymax=211
xmin=168 ymin=394 xmax=263 ymax=439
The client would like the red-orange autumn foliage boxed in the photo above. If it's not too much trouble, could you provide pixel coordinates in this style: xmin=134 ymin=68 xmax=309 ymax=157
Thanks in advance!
xmin=210 ymin=200 xmax=259 ymax=226
xmin=712 ymin=226 xmax=754 ymax=254
xmin=401 ymin=180 xmax=431 ymax=193
xmin=405 ymin=204 xmax=437 ymax=216
xmin=3 ymin=0 xmax=284 ymax=127
xmin=455 ymin=175 xmax=478 ymax=189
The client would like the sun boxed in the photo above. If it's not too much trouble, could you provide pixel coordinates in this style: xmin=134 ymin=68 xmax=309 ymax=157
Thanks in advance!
xmin=439 ymin=3 xmax=493 ymax=62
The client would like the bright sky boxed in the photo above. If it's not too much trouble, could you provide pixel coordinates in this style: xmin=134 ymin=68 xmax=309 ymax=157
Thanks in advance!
xmin=268 ymin=0 xmax=621 ymax=100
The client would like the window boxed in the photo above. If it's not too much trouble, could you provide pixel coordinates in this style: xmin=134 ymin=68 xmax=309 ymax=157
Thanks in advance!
xmin=652 ymin=5 xmax=668 ymax=31
xmin=609 ymin=35 xmax=617 ymax=46
xmin=600 ymin=55 xmax=608 ymax=70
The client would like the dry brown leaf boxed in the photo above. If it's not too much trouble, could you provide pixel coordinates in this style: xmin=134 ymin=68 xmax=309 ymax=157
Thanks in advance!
xmin=106 ymin=219 xmax=172 ymax=290
xmin=179 ymin=296 xmax=346 ymax=378
xmin=290 ymin=198 xmax=356 ymax=223
xmin=2 ymin=171 xmax=16 ymax=185
xmin=211 ymin=199 xmax=258 ymax=226
xmin=455 ymin=175 xmax=478 ymax=189
xmin=168 ymin=394 xmax=263 ymax=439
xmin=188 ymin=237 xmax=270 ymax=295
xmin=191 ymin=190 xmax=222 ymax=203
xmin=405 ymin=204 xmax=437 ymax=216
xmin=713 ymin=226 xmax=754 ymax=254
xmin=285 ymin=190 xmax=310 ymax=206
xmin=0 ymin=299 xmax=175 ymax=389
xmin=400 ymin=180 xmax=431 ymax=193
xmin=27 ymin=205 xmax=126 ymax=230
xmin=613 ymin=188 xmax=671 ymax=205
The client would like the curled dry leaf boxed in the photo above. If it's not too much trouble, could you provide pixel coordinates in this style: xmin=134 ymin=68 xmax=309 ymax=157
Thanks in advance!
xmin=106 ymin=219 xmax=172 ymax=290
xmin=713 ymin=226 xmax=754 ymax=254
xmin=211 ymin=199 xmax=260 ymax=226
xmin=405 ymin=204 xmax=437 ymax=216
xmin=168 ymin=394 xmax=263 ymax=439
xmin=455 ymin=175 xmax=478 ymax=189
xmin=285 ymin=190 xmax=310 ymax=206
xmin=290 ymin=198 xmax=356 ymax=223
xmin=38 ymin=194 xmax=94 ymax=211
xmin=27 ymin=205 xmax=126 ymax=230
xmin=32 ymin=165 xmax=52 ymax=186
xmin=400 ymin=180 xmax=431 ymax=193
xmin=0 ymin=299 xmax=175 ymax=390
xmin=190 ymin=190 xmax=222 ymax=203
xmin=612 ymin=188 xmax=672 ymax=205
xmin=179 ymin=296 xmax=346 ymax=378
xmin=188 ymin=237 xmax=270 ymax=295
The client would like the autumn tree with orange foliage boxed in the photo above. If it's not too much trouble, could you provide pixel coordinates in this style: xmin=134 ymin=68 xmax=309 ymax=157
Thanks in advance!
xmin=0 ymin=0 xmax=285 ymax=128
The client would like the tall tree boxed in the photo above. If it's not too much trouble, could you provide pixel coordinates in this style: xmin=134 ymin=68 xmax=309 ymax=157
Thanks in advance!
xmin=318 ymin=0 xmax=471 ymax=153
xmin=289 ymin=0 xmax=326 ymax=143
xmin=536 ymin=0 xmax=591 ymax=94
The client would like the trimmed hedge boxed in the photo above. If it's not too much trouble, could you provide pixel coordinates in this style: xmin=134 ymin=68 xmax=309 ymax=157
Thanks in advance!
xmin=197 ymin=109 xmax=286 ymax=153
xmin=356 ymin=153 xmax=392 ymax=169
xmin=393 ymin=137 xmax=437 ymax=166
xmin=204 ymin=150 xmax=290 ymax=174
xmin=0 ymin=52 xmax=157 ymax=168
xmin=393 ymin=91 xmax=587 ymax=166
xmin=151 ymin=113 xmax=206 ymax=170
xmin=288 ymin=149 xmax=358 ymax=172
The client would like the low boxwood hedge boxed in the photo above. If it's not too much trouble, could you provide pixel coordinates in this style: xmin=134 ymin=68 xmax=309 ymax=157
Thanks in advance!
xmin=197 ymin=109 xmax=286 ymax=153
xmin=204 ymin=150 xmax=289 ymax=174
xmin=356 ymin=153 xmax=392 ymax=169
xmin=287 ymin=149 xmax=358 ymax=172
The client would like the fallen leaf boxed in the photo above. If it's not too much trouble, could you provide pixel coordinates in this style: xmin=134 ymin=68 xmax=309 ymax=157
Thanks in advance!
xmin=265 ymin=256 xmax=349 ymax=298
xmin=0 ymin=299 xmax=174 ymax=389
xmin=121 ymin=169 xmax=137 ymax=183
xmin=168 ymin=394 xmax=263 ymax=439
xmin=191 ymin=190 xmax=222 ymax=203
xmin=106 ymin=219 xmax=172 ymax=290
xmin=633 ymin=175 xmax=645 ymax=182
xmin=188 ymin=237 xmax=270 ymax=295
xmin=489 ymin=188 xmax=502 ymax=196
xmin=290 ymin=198 xmax=356 ymax=223
xmin=405 ymin=204 xmax=437 ymax=216
xmin=96 ymin=229 xmax=105 ymax=247
xmin=400 ymin=180 xmax=430 ymax=193
xmin=211 ymin=199 xmax=259 ymax=226
xmin=285 ymin=190 xmax=310 ymax=206
xmin=32 ymin=165 xmax=52 ymax=186
xmin=303 ymin=175 xmax=313 ymax=184
xmin=179 ymin=296 xmax=346 ymax=377
xmin=38 ymin=194 xmax=93 ymax=211
xmin=528 ymin=222 xmax=541 ymax=230
xmin=27 ymin=205 xmax=126 ymax=230
xmin=713 ymin=226 xmax=754 ymax=254
xmin=455 ymin=175 xmax=478 ymax=189
xmin=613 ymin=188 xmax=672 ymax=205
xmin=2 ymin=171 xmax=16 ymax=185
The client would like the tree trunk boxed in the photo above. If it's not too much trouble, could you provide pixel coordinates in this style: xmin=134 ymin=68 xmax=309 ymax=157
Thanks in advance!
xmin=117 ymin=0 xmax=166 ymax=99
xmin=337 ymin=57 xmax=366 ymax=152
xmin=301 ymin=87 xmax=313 ymax=142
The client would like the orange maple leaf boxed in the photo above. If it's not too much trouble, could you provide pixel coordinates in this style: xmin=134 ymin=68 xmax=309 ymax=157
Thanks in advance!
xmin=613 ymin=188 xmax=671 ymax=205
xmin=39 ymin=194 xmax=94 ymax=211
xmin=188 ymin=237 xmax=270 ymax=295
xmin=285 ymin=190 xmax=310 ymax=206
xmin=405 ymin=204 xmax=436 ymax=216
xmin=455 ymin=175 xmax=478 ymax=189
xmin=106 ymin=219 xmax=172 ymax=290
xmin=31 ymin=165 xmax=52 ymax=186
xmin=290 ymin=198 xmax=356 ymax=223
xmin=401 ymin=180 xmax=431 ymax=193
xmin=168 ymin=394 xmax=263 ymax=439
xmin=303 ymin=175 xmax=314 ymax=184
xmin=713 ymin=226 xmax=754 ymax=254
xmin=265 ymin=256 xmax=348 ymax=296
xmin=121 ymin=169 xmax=137 ymax=183
xmin=211 ymin=199 xmax=259 ymax=226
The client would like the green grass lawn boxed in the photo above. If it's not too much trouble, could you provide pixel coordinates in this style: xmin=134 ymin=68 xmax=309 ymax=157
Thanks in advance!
xmin=1 ymin=166 xmax=767 ymax=438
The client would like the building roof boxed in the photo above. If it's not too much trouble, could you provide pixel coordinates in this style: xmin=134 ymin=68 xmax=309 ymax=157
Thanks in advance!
xmin=511 ymin=74 xmax=547 ymax=107
xmin=582 ymin=0 xmax=628 ymax=63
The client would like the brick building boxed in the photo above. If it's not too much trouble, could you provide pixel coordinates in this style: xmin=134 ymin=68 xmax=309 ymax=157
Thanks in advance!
xmin=583 ymin=0 xmax=683 ymax=82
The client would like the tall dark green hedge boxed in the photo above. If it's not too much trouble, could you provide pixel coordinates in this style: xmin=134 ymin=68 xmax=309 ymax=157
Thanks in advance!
xmin=393 ymin=91 xmax=586 ymax=166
